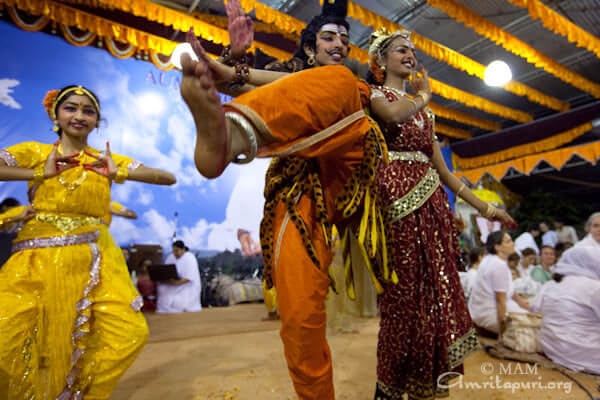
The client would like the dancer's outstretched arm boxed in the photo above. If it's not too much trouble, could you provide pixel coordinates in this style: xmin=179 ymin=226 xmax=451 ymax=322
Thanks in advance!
xmin=187 ymin=30 xmax=288 ymax=88
xmin=431 ymin=141 xmax=516 ymax=228
xmin=0 ymin=141 xmax=78 ymax=182
xmin=84 ymin=143 xmax=176 ymax=185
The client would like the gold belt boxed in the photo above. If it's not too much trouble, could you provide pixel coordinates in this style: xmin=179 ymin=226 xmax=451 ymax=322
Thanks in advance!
xmin=388 ymin=151 xmax=430 ymax=163
xmin=385 ymin=167 xmax=440 ymax=223
xmin=35 ymin=212 xmax=107 ymax=233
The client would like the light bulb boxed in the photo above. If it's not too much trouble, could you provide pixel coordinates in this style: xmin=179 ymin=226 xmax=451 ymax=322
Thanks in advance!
xmin=170 ymin=42 xmax=198 ymax=70
xmin=484 ymin=60 xmax=512 ymax=87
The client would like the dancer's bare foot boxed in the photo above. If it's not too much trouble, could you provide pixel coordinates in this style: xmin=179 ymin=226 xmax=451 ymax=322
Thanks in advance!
xmin=180 ymin=50 xmax=229 ymax=178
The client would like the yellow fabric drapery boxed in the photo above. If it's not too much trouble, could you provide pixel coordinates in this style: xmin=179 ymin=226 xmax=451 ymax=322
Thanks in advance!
xmin=454 ymin=140 xmax=600 ymax=185
xmin=426 ymin=0 xmax=600 ymax=98
xmin=435 ymin=123 xmax=473 ymax=139
xmin=428 ymin=103 xmax=500 ymax=131
xmin=60 ymin=0 xmax=294 ymax=61
xmin=507 ymin=0 xmax=600 ymax=59
xmin=2 ymin=0 xmax=178 ymax=54
xmin=454 ymin=121 xmax=593 ymax=169
xmin=430 ymin=78 xmax=533 ymax=123
xmin=337 ymin=1 xmax=568 ymax=111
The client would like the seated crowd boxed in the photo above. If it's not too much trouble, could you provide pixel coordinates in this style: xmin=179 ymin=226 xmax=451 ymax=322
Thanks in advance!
xmin=460 ymin=212 xmax=600 ymax=375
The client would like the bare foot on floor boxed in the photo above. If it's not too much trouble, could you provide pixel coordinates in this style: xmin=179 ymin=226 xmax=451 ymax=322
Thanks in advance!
xmin=180 ymin=30 xmax=228 ymax=178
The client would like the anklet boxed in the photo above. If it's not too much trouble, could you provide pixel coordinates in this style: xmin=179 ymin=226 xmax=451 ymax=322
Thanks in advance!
xmin=225 ymin=112 xmax=258 ymax=164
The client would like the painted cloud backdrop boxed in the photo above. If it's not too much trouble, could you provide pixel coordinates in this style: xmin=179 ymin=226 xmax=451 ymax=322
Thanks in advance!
xmin=0 ymin=22 xmax=268 ymax=251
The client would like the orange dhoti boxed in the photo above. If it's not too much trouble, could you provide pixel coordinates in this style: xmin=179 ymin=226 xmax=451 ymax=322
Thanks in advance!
xmin=224 ymin=65 xmax=382 ymax=399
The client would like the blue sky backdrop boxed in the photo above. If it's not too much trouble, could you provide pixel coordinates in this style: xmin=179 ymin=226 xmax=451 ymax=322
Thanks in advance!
xmin=0 ymin=21 xmax=269 ymax=251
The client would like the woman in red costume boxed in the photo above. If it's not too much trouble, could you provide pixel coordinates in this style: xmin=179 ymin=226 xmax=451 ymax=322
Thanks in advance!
xmin=366 ymin=29 xmax=515 ymax=399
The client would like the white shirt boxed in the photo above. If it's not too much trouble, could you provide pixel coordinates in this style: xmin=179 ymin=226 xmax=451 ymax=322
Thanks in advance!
xmin=531 ymin=276 xmax=600 ymax=374
xmin=514 ymin=232 xmax=539 ymax=255
xmin=459 ymin=268 xmax=479 ymax=300
xmin=556 ymin=226 xmax=578 ymax=245
xmin=468 ymin=254 xmax=527 ymax=333
xmin=542 ymin=230 xmax=558 ymax=247
xmin=156 ymin=252 xmax=202 ymax=313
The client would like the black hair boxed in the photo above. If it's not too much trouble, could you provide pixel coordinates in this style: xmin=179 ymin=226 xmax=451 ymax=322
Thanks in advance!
xmin=521 ymin=247 xmax=536 ymax=257
xmin=486 ymin=230 xmax=506 ymax=255
xmin=0 ymin=197 xmax=20 ymax=209
xmin=552 ymin=273 xmax=564 ymax=283
xmin=292 ymin=0 xmax=349 ymax=68
xmin=53 ymin=85 xmax=101 ymax=137
xmin=468 ymin=247 xmax=485 ymax=266
xmin=173 ymin=240 xmax=189 ymax=251
xmin=507 ymin=252 xmax=521 ymax=263
xmin=540 ymin=245 xmax=555 ymax=253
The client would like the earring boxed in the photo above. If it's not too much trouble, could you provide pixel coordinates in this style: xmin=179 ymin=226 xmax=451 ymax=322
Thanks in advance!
xmin=53 ymin=120 xmax=59 ymax=132
xmin=307 ymin=54 xmax=316 ymax=66
xmin=381 ymin=65 xmax=386 ymax=71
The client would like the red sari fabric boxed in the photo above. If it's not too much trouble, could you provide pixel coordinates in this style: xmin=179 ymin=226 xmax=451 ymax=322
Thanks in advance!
xmin=372 ymin=87 xmax=478 ymax=399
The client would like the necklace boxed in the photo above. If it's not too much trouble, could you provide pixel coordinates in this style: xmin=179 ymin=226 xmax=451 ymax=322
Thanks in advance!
xmin=57 ymin=169 xmax=88 ymax=191
xmin=382 ymin=85 xmax=406 ymax=99
xmin=56 ymin=144 xmax=88 ymax=191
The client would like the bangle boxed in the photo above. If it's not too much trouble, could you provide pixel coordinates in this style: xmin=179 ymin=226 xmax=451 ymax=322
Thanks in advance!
xmin=417 ymin=90 xmax=430 ymax=104
xmin=456 ymin=183 xmax=466 ymax=198
xmin=33 ymin=165 xmax=45 ymax=185
xmin=484 ymin=203 xmax=497 ymax=219
xmin=227 ymin=63 xmax=250 ymax=91
xmin=114 ymin=167 xmax=128 ymax=184
xmin=404 ymin=97 xmax=418 ymax=113
xmin=225 ymin=112 xmax=258 ymax=164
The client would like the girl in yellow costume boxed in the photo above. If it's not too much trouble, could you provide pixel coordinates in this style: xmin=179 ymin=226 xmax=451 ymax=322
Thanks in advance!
xmin=0 ymin=85 xmax=176 ymax=400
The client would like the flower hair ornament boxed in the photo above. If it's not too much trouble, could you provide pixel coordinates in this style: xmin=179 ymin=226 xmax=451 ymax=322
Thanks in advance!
xmin=368 ymin=28 xmax=415 ymax=83
xmin=42 ymin=86 xmax=101 ymax=132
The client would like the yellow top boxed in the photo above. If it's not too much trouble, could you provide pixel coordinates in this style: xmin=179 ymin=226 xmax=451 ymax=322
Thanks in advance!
xmin=0 ymin=141 xmax=140 ymax=240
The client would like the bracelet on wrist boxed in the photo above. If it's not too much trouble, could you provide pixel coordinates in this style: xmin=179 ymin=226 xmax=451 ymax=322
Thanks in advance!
xmin=417 ymin=90 xmax=430 ymax=103
xmin=33 ymin=165 xmax=45 ymax=185
xmin=227 ymin=63 xmax=250 ymax=90
xmin=114 ymin=167 xmax=128 ymax=184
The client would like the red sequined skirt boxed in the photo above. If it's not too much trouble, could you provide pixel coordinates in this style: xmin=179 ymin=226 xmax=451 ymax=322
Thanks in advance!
xmin=375 ymin=184 xmax=478 ymax=399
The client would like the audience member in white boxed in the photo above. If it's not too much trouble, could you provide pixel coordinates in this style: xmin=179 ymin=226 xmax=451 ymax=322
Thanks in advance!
xmin=554 ymin=218 xmax=578 ymax=245
xmin=539 ymin=221 xmax=558 ymax=248
xmin=531 ymin=243 xmax=600 ymax=374
xmin=513 ymin=247 xmax=539 ymax=298
xmin=459 ymin=247 xmax=485 ymax=301
xmin=469 ymin=231 xmax=529 ymax=334
xmin=156 ymin=240 xmax=202 ymax=313
xmin=514 ymin=227 xmax=540 ymax=255
xmin=580 ymin=212 xmax=600 ymax=248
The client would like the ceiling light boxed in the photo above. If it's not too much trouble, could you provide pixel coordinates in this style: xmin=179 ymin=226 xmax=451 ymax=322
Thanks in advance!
xmin=484 ymin=60 xmax=512 ymax=87
xmin=170 ymin=42 xmax=198 ymax=70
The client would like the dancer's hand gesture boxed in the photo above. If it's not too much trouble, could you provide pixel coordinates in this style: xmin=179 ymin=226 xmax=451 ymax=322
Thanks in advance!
xmin=187 ymin=29 xmax=236 ymax=84
xmin=43 ymin=141 xmax=80 ymax=179
xmin=83 ymin=142 xmax=118 ymax=180
xmin=493 ymin=208 xmax=518 ymax=230
xmin=410 ymin=64 xmax=431 ymax=103
xmin=226 ymin=0 xmax=254 ymax=57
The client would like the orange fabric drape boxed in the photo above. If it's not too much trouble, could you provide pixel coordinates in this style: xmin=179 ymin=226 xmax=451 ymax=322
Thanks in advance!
xmin=454 ymin=121 xmax=593 ymax=169
xmin=428 ymin=103 xmax=500 ymax=132
xmin=435 ymin=123 xmax=472 ymax=139
xmin=427 ymin=0 xmax=600 ymax=98
xmin=507 ymin=0 xmax=600 ymax=59
xmin=454 ymin=140 xmax=600 ymax=185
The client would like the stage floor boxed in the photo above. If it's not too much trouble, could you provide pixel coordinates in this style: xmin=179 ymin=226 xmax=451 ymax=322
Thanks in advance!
xmin=112 ymin=303 xmax=599 ymax=400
